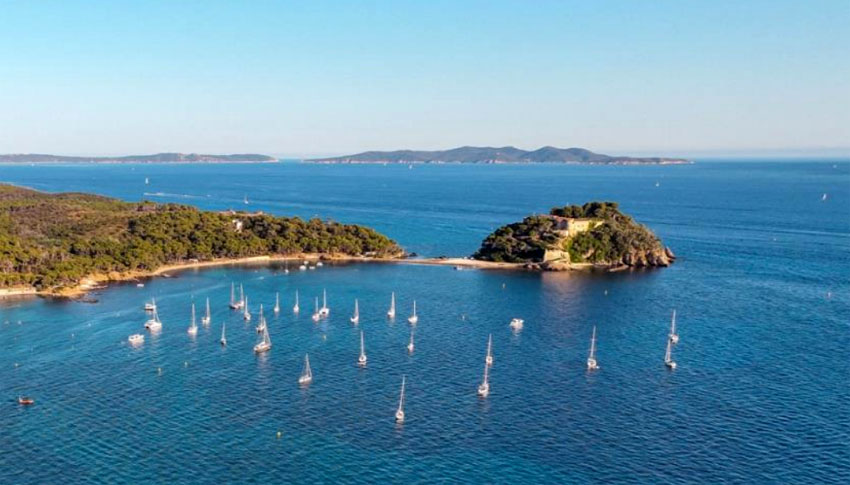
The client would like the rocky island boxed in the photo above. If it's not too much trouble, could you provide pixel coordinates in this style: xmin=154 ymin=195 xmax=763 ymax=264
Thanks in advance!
xmin=309 ymin=146 xmax=689 ymax=165
xmin=0 ymin=184 xmax=401 ymax=296
xmin=473 ymin=202 xmax=675 ymax=271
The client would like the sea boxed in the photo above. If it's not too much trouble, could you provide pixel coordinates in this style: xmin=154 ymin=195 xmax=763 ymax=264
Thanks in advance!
xmin=0 ymin=161 xmax=848 ymax=484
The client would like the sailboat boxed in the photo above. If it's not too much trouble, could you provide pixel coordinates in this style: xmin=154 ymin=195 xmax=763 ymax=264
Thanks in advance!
xmin=664 ymin=336 xmax=677 ymax=369
xmin=243 ymin=296 xmax=252 ymax=322
xmin=293 ymin=290 xmax=300 ymax=314
xmin=144 ymin=177 xmax=149 ymax=185
xmin=243 ymin=194 xmax=249 ymax=205
xmin=145 ymin=307 xmax=162 ymax=331
xmin=485 ymin=334 xmax=493 ymax=366
xmin=187 ymin=303 xmax=198 ymax=336
xmin=253 ymin=322 xmax=271 ymax=353
xmin=668 ymin=309 xmax=679 ymax=344
xmin=387 ymin=292 xmax=396 ymax=319
xmin=220 ymin=322 xmax=227 ymax=346
xmin=395 ymin=375 xmax=406 ymax=423
xmin=273 ymin=292 xmax=280 ymax=314
xmin=256 ymin=304 xmax=267 ymax=333
xmin=284 ymin=260 xmax=290 ymax=274
xmin=311 ymin=297 xmax=321 ymax=322
xmin=407 ymin=300 xmax=418 ymax=324
xmin=144 ymin=298 xmax=157 ymax=312
xmin=350 ymin=299 xmax=360 ymax=324
xmin=407 ymin=328 xmax=415 ymax=354
xmin=229 ymin=283 xmax=244 ymax=310
xmin=201 ymin=297 xmax=211 ymax=326
xmin=298 ymin=354 xmax=313 ymax=385
xmin=587 ymin=326 xmax=599 ymax=371
xmin=358 ymin=331 xmax=367 ymax=366
xmin=319 ymin=289 xmax=330 ymax=317
xmin=477 ymin=360 xmax=490 ymax=397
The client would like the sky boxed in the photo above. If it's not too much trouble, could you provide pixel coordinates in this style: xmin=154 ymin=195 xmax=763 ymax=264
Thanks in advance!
xmin=0 ymin=0 xmax=848 ymax=158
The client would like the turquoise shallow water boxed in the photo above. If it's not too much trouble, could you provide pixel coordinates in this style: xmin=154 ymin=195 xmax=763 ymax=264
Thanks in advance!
xmin=1 ymin=161 xmax=849 ymax=483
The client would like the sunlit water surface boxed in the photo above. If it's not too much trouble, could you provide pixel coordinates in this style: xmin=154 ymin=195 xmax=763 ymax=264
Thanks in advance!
xmin=1 ymin=161 xmax=848 ymax=483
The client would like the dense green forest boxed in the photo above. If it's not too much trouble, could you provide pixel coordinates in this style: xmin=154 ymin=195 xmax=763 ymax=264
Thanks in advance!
xmin=0 ymin=184 xmax=402 ymax=289
xmin=473 ymin=201 xmax=672 ymax=267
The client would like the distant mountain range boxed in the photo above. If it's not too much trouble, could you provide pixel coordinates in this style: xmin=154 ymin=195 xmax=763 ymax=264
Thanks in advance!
xmin=0 ymin=153 xmax=277 ymax=163
xmin=308 ymin=146 xmax=689 ymax=165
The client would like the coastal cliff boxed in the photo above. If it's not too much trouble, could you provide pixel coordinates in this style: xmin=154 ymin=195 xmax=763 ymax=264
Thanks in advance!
xmin=0 ymin=184 xmax=402 ymax=294
xmin=473 ymin=202 xmax=675 ymax=271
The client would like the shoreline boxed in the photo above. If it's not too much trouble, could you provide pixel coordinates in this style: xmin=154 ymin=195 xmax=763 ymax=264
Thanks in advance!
xmin=0 ymin=254 xmax=610 ymax=300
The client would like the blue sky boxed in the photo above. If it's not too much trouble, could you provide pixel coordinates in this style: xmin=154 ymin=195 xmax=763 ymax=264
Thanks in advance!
xmin=0 ymin=0 xmax=847 ymax=157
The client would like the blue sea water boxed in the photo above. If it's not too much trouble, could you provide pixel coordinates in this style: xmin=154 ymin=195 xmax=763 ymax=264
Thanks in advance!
xmin=0 ymin=161 xmax=848 ymax=483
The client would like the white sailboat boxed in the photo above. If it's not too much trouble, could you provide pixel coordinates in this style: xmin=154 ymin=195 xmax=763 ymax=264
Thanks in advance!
xmin=201 ymin=297 xmax=211 ymax=326
xmin=587 ymin=326 xmax=599 ymax=371
xmin=319 ymin=289 xmax=330 ymax=317
xmin=407 ymin=328 xmax=415 ymax=354
xmin=477 ymin=360 xmax=490 ymax=397
xmin=298 ymin=354 xmax=313 ymax=385
xmin=273 ymin=292 xmax=280 ymax=314
xmin=311 ymin=297 xmax=321 ymax=322
xmin=144 ymin=177 xmax=149 ymax=185
xmin=293 ymin=290 xmax=300 ymax=314
xmin=253 ymin=323 xmax=271 ymax=353
xmin=407 ymin=300 xmax=418 ymax=324
xmin=395 ymin=375 xmax=406 ymax=423
xmin=243 ymin=296 xmax=251 ymax=322
xmin=243 ymin=194 xmax=249 ymax=205
xmin=668 ymin=309 xmax=679 ymax=344
xmin=144 ymin=298 xmax=157 ymax=312
xmin=510 ymin=318 xmax=524 ymax=331
xmin=256 ymin=304 xmax=267 ymax=333
xmin=387 ymin=292 xmax=396 ymax=319
xmin=229 ymin=283 xmax=244 ymax=310
xmin=145 ymin=307 xmax=162 ymax=331
xmin=284 ymin=260 xmax=290 ymax=274
xmin=665 ymin=336 xmax=677 ymax=369
xmin=350 ymin=299 xmax=360 ymax=324
xmin=220 ymin=322 xmax=227 ymax=346
xmin=187 ymin=303 xmax=198 ymax=336
xmin=128 ymin=333 xmax=144 ymax=345
xmin=358 ymin=331 xmax=367 ymax=366
xmin=485 ymin=334 xmax=493 ymax=366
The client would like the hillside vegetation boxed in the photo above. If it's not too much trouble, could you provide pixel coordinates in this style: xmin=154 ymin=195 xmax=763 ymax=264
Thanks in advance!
xmin=0 ymin=184 xmax=401 ymax=289
xmin=473 ymin=202 xmax=674 ymax=268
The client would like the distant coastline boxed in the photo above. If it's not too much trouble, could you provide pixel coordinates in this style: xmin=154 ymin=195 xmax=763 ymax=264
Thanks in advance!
xmin=0 ymin=153 xmax=277 ymax=164
xmin=308 ymin=146 xmax=691 ymax=165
